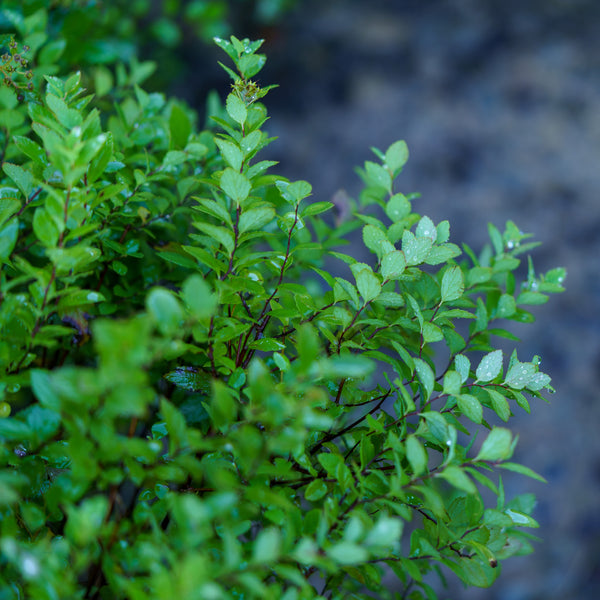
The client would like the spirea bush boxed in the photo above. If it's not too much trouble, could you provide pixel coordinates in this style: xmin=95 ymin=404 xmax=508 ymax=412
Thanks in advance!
xmin=0 ymin=26 xmax=565 ymax=600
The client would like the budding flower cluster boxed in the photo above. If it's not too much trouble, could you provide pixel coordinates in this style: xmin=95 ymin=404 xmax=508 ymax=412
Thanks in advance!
xmin=0 ymin=37 xmax=35 ymax=99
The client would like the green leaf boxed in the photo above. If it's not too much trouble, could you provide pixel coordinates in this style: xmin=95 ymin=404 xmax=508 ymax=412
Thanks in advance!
xmin=485 ymin=388 xmax=511 ymax=422
xmin=252 ymin=528 xmax=281 ymax=563
xmin=220 ymin=168 xmax=251 ymax=205
xmin=249 ymin=338 xmax=286 ymax=351
xmin=402 ymin=230 xmax=432 ymax=265
xmin=304 ymin=480 xmax=328 ymax=501
xmin=146 ymin=287 xmax=184 ymax=335
xmin=334 ymin=277 xmax=360 ymax=309
xmin=0 ymin=218 xmax=19 ymax=263
xmin=426 ymin=243 xmax=462 ymax=265
xmin=182 ymin=274 xmax=217 ymax=319
xmin=476 ymin=428 xmax=513 ymax=462
xmin=421 ymin=321 xmax=443 ymax=343
xmin=317 ymin=452 xmax=342 ymax=477
xmin=414 ymin=358 xmax=434 ymax=402
xmin=239 ymin=206 xmax=275 ymax=233
xmin=421 ymin=412 xmax=450 ymax=444
xmin=497 ymin=462 xmax=546 ymax=483
xmin=457 ymin=394 xmax=483 ymax=424
xmin=276 ymin=180 xmax=312 ymax=205
xmin=0 ymin=417 xmax=32 ymax=441
xmin=526 ymin=371 xmax=552 ymax=391
xmin=318 ymin=354 xmax=374 ymax=379
xmin=3 ymin=163 xmax=34 ymax=198
xmin=438 ymin=465 xmax=477 ymax=494
xmin=57 ymin=289 xmax=105 ymax=312
xmin=169 ymin=103 xmax=192 ymax=148
xmin=350 ymin=262 xmax=381 ymax=303
xmin=454 ymin=355 xmax=471 ymax=383
xmin=327 ymin=541 xmax=369 ymax=565
xmin=364 ymin=161 xmax=392 ymax=191
xmin=193 ymin=196 xmax=233 ymax=227
xmin=164 ymin=367 xmax=211 ymax=392
xmin=381 ymin=250 xmax=406 ymax=281
xmin=87 ymin=132 xmax=113 ymax=184
xmin=385 ymin=140 xmax=409 ymax=173
xmin=226 ymin=93 xmax=247 ymax=125
xmin=47 ymin=246 xmax=101 ymax=275
xmin=443 ymin=370 xmax=462 ymax=396
xmin=516 ymin=291 xmax=548 ymax=306
xmin=32 ymin=208 xmax=60 ymax=247
xmin=504 ymin=361 xmax=537 ymax=390
xmin=385 ymin=193 xmax=411 ymax=222
xmin=373 ymin=291 xmax=405 ymax=307
xmin=364 ymin=515 xmax=402 ymax=549
xmin=488 ymin=223 xmax=504 ymax=256
xmin=215 ymin=137 xmax=243 ymax=171
xmin=193 ymin=222 xmax=235 ymax=256
xmin=301 ymin=201 xmax=333 ymax=217
xmin=362 ymin=224 xmax=393 ymax=260
xmin=13 ymin=135 xmax=47 ymax=168
xmin=476 ymin=350 xmax=503 ymax=382
xmin=30 ymin=370 xmax=60 ymax=410
xmin=416 ymin=216 xmax=436 ymax=241
xmin=406 ymin=435 xmax=427 ymax=476
xmin=46 ymin=93 xmax=82 ymax=129
xmin=182 ymin=245 xmax=227 ymax=275
xmin=467 ymin=266 xmax=493 ymax=286
xmin=496 ymin=294 xmax=516 ymax=318
xmin=505 ymin=509 xmax=539 ymax=528
xmin=160 ymin=398 xmax=188 ymax=452
xmin=65 ymin=496 xmax=108 ymax=546
xmin=441 ymin=265 xmax=465 ymax=303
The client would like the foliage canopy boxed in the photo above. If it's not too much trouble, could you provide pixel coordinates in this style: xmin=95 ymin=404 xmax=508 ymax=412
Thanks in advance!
xmin=0 ymin=5 xmax=565 ymax=599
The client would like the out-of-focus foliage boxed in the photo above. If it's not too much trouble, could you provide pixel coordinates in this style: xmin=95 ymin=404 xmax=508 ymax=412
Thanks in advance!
xmin=0 ymin=0 xmax=297 ymax=91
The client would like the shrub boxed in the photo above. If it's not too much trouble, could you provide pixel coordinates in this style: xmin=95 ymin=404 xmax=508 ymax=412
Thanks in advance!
xmin=0 ymin=24 xmax=565 ymax=600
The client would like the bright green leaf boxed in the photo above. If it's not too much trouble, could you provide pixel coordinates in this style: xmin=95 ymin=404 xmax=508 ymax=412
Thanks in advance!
xmin=220 ymin=168 xmax=251 ymax=205
xmin=385 ymin=140 xmax=409 ymax=173
xmin=457 ymin=394 xmax=483 ymax=424
xmin=350 ymin=262 xmax=381 ymax=304
xmin=146 ymin=287 xmax=184 ymax=335
xmin=476 ymin=428 xmax=513 ymax=462
xmin=381 ymin=250 xmax=406 ymax=281
xmin=226 ymin=93 xmax=247 ymax=125
xmin=406 ymin=435 xmax=427 ymax=476
xmin=441 ymin=265 xmax=465 ymax=303
xmin=476 ymin=350 xmax=503 ymax=382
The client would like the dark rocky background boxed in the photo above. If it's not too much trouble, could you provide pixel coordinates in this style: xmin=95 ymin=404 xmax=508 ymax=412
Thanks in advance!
xmin=182 ymin=0 xmax=600 ymax=597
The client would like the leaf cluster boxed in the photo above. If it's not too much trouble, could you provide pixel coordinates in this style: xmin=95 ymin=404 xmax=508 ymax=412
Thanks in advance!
xmin=0 ymin=23 xmax=566 ymax=600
